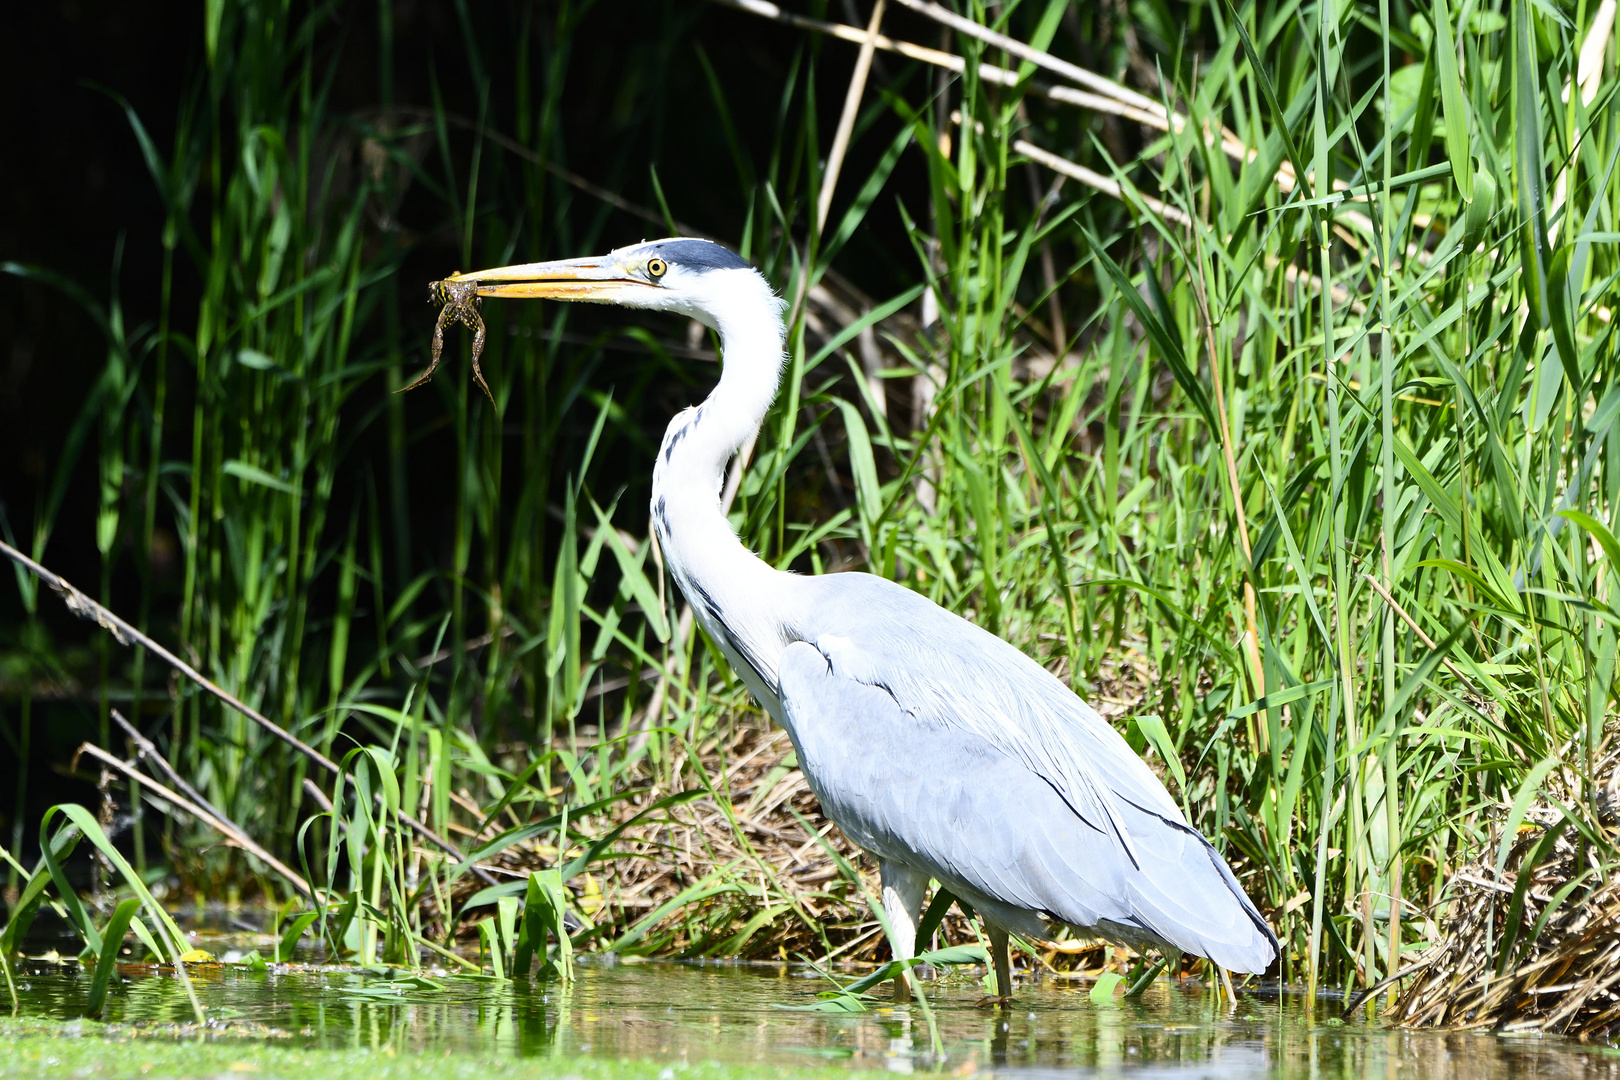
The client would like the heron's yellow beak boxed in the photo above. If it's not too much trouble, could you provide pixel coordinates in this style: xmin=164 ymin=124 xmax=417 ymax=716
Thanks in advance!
xmin=446 ymin=255 xmax=656 ymax=302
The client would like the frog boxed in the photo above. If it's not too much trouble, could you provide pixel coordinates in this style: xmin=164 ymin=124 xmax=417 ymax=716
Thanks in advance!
xmin=400 ymin=276 xmax=493 ymax=401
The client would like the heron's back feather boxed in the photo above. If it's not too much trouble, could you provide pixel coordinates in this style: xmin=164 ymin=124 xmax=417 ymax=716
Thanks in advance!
xmin=776 ymin=575 xmax=1278 ymax=973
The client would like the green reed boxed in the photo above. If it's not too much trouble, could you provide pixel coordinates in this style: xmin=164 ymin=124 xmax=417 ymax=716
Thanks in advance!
xmin=862 ymin=0 xmax=1620 ymax=997
xmin=5 ymin=0 xmax=1619 ymax=1006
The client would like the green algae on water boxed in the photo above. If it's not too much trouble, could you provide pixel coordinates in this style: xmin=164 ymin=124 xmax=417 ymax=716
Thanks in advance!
xmin=0 ymin=1017 xmax=887 ymax=1080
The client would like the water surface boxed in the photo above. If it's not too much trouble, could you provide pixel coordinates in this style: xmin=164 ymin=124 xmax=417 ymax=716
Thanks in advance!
xmin=4 ymin=955 xmax=1617 ymax=1078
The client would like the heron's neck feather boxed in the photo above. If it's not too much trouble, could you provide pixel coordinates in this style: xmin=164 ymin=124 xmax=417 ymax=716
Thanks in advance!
xmin=683 ymin=276 xmax=783 ymax=453
xmin=651 ymin=269 xmax=784 ymax=506
xmin=649 ymin=268 xmax=793 ymax=698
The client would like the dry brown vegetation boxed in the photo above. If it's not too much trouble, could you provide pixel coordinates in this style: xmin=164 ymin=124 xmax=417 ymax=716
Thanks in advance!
xmin=1394 ymin=737 xmax=1620 ymax=1040
xmin=440 ymin=646 xmax=1170 ymax=973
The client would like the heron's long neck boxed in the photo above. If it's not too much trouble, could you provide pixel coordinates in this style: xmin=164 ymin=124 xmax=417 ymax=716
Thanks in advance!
xmin=650 ymin=279 xmax=792 ymax=694
xmin=654 ymin=315 xmax=783 ymax=494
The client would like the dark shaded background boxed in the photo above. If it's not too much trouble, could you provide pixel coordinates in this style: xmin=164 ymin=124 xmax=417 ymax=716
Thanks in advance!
xmin=0 ymin=0 xmax=959 ymax=857
xmin=0 ymin=0 xmax=924 ymax=563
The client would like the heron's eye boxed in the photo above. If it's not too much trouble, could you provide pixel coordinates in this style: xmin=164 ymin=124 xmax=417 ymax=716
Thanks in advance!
xmin=646 ymin=257 xmax=668 ymax=281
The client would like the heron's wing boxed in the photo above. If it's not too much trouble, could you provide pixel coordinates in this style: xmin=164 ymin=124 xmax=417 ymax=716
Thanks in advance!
xmin=802 ymin=575 xmax=1181 ymax=858
xmin=779 ymin=639 xmax=1121 ymax=908
xmin=778 ymin=637 xmax=1275 ymax=971
xmin=785 ymin=577 xmax=1278 ymax=972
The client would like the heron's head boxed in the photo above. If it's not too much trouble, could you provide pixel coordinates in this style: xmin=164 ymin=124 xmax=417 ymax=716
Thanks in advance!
xmin=446 ymin=238 xmax=781 ymax=334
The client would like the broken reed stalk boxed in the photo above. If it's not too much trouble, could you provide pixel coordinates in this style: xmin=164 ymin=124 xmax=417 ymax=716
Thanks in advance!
xmin=889 ymin=0 xmax=1165 ymax=116
xmin=1010 ymin=138 xmax=1191 ymax=226
xmin=1360 ymin=573 xmax=1477 ymax=690
xmin=725 ymin=0 xmax=1414 ymax=258
xmin=712 ymin=0 xmax=1319 ymax=202
xmin=0 ymin=539 xmax=498 ymax=888
xmin=111 ymin=707 xmax=231 ymax=826
xmin=758 ymin=0 xmax=1382 ymax=294
xmin=815 ymin=0 xmax=886 ymax=235
xmin=75 ymin=742 xmax=313 ymax=898
xmin=1010 ymin=126 xmax=1357 ymax=311
xmin=1 ymin=540 xmax=334 ymax=768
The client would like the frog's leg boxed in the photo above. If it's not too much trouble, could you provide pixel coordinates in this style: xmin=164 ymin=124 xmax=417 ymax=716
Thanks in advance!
xmin=468 ymin=309 xmax=493 ymax=402
xmin=397 ymin=303 xmax=453 ymax=392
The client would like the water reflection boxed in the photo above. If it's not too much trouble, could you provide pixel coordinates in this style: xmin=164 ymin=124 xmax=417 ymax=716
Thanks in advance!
xmin=5 ymin=958 xmax=1618 ymax=1077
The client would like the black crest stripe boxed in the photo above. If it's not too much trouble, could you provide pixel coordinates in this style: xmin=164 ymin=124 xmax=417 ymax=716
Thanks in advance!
xmin=646 ymin=239 xmax=751 ymax=272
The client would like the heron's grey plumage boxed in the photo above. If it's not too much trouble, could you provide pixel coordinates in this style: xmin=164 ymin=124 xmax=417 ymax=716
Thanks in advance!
xmin=452 ymin=237 xmax=1279 ymax=983
xmin=777 ymin=573 xmax=1276 ymax=972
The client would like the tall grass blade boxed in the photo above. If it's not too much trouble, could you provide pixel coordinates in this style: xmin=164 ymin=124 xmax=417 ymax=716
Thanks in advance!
xmin=1431 ymin=0 xmax=1474 ymax=201
xmin=85 ymin=898 xmax=141 ymax=1018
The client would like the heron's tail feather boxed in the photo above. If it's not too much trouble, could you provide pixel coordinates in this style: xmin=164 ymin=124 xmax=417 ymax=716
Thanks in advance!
xmin=1110 ymin=799 xmax=1278 ymax=974
xmin=968 ymin=754 xmax=1278 ymax=974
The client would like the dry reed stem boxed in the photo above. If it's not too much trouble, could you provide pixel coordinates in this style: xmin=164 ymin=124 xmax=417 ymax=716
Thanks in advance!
xmin=816 ymin=0 xmax=887 ymax=235
xmin=0 ymin=539 xmax=499 ymax=888
xmin=712 ymin=0 xmax=1377 ymax=236
xmin=1393 ymin=737 xmax=1620 ymax=1041
xmin=75 ymin=742 xmax=313 ymax=897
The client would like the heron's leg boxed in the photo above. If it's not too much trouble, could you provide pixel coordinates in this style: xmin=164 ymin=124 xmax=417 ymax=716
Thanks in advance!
xmin=880 ymin=860 xmax=929 ymax=1003
xmin=988 ymin=924 xmax=1013 ymax=1003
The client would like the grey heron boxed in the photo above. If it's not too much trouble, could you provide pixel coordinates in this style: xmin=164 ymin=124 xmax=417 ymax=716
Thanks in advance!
xmin=424 ymin=237 xmax=1279 ymax=1001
